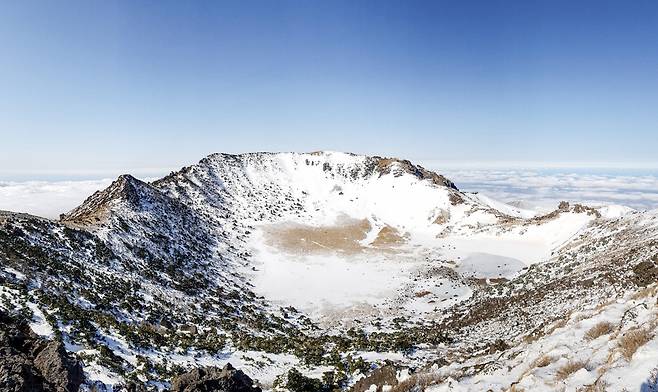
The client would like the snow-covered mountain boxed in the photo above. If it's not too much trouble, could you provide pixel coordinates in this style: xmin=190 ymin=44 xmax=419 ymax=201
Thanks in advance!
xmin=2 ymin=151 xmax=658 ymax=391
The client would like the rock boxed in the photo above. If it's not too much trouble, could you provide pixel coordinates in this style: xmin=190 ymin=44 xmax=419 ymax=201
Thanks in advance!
xmin=34 ymin=341 xmax=84 ymax=392
xmin=178 ymin=325 xmax=198 ymax=335
xmin=113 ymin=381 xmax=148 ymax=392
xmin=351 ymin=365 xmax=398 ymax=392
xmin=159 ymin=319 xmax=174 ymax=330
xmin=633 ymin=261 xmax=658 ymax=286
xmin=487 ymin=339 xmax=510 ymax=354
xmin=0 ymin=352 xmax=45 ymax=392
xmin=0 ymin=311 xmax=84 ymax=392
xmin=171 ymin=363 xmax=261 ymax=392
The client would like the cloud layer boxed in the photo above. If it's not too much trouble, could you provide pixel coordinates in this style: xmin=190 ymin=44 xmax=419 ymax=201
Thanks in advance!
xmin=0 ymin=179 xmax=113 ymax=219
xmin=439 ymin=169 xmax=658 ymax=212
xmin=1 ymin=170 xmax=658 ymax=220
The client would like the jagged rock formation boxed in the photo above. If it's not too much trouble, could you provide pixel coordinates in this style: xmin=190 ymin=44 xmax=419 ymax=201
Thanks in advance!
xmin=350 ymin=365 xmax=398 ymax=392
xmin=0 ymin=311 xmax=84 ymax=392
xmin=171 ymin=363 xmax=262 ymax=392
xmin=372 ymin=156 xmax=458 ymax=190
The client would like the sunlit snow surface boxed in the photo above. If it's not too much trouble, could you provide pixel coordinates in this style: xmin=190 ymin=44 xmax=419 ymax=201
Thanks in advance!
xmin=4 ymin=152 xmax=658 ymax=391
xmin=246 ymin=210 xmax=594 ymax=327
xmin=425 ymin=288 xmax=658 ymax=392
xmin=233 ymin=153 xmax=600 ymax=327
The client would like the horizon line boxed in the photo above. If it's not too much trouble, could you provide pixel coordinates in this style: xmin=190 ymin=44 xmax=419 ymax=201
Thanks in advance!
xmin=3 ymin=160 xmax=658 ymax=179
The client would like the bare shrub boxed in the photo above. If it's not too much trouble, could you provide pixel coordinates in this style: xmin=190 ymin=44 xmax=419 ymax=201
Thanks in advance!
xmin=618 ymin=328 xmax=653 ymax=360
xmin=532 ymin=354 xmax=555 ymax=368
xmin=555 ymin=360 xmax=587 ymax=380
xmin=545 ymin=316 xmax=570 ymax=336
xmin=390 ymin=372 xmax=444 ymax=392
xmin=584 ymin=321 xmax=615 ymax=341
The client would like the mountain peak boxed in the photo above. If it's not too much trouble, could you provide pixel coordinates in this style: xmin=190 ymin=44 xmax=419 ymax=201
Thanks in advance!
xmin=371 ymin=156 xmax=459 ymax=190
xmin=60 ymin=174 xmax=151 ymax=224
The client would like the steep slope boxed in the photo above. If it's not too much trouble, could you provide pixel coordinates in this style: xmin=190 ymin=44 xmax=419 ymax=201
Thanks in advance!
xmin=1 ymin=151 xmax=657 ymax=391
xmin=63 ymin=174 xmax=219 ymax=274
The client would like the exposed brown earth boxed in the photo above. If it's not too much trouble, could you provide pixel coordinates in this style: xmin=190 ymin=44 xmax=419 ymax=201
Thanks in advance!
xmin=528 ymin=201 xmax=602 ymax=225
xmin=432 ymin=209 xmax=451 ymax=225
xmin=263 ymin=217 xmax=372 ymax=255
xmin=373 ymin=157 xmax=458 ymax=190
xmin=263 ymin=217 xmax=408 ymax=255
xmin=371 ymin=225 xmax=407 ymax=248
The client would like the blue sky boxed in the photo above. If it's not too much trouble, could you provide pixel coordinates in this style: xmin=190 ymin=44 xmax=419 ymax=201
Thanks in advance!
xmin=1 ymin=0 xmax=658 ymax=175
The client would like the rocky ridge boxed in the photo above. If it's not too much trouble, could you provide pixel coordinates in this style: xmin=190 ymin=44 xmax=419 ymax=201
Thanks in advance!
xmin=1 ymin=151 xmax=657 ymax=391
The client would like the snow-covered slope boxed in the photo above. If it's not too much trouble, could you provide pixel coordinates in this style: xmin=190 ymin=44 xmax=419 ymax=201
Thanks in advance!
xmin=1 ymin=151 xmax=656 ymax=391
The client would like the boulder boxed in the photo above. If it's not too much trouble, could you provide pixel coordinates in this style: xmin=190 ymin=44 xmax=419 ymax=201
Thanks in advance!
xmin=0 ymin=311 xmax=84 ymax=392
xmin=171 ymin=363 xmax=261 ymax=392
xmin=633 ymin=261 xmax=658 ymax=286
xmin=34 ymin=341 xmax=84 ymax=392
xmin=351 ymin=365 xmax=398 ymax=392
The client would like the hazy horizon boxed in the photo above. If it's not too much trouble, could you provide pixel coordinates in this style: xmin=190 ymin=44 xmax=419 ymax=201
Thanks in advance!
xmin=3 ymin=155 xmax=658 ymax=219
xmin=3 ymin=152 xmax=658 ymax=182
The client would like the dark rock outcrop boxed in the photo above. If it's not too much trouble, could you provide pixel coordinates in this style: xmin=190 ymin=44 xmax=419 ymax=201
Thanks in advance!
xmin=0 ymin=311 xmax=84 ymax=392
xmin=373 ymin=157 xmax=459 ymax=190
xmin=113 ymin=381 xmax=148 ymax=392
xmin=170 ymin=363 xmax=261 ymax=392
xmin=633 ymin=261 xmax=658 ymax=286
xmin=351 ymin=365 xmax=399 ymax=392
xmin=34 ymin=342 xmax=85 ymax=392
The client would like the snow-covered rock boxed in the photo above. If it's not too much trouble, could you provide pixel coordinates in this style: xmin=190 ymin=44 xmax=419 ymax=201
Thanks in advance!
xmin=1 ymin=151 xmax=657 ymax=391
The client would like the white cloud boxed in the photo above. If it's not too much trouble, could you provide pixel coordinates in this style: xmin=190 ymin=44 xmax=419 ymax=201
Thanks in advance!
xmin=0 ymin=179 xmax=114 ymax=219
xmin=0 ymin=175 xmax=165 ymax=219
xmin=2 ymin=169 xmax=658 ymax=220
xmin=434 ymin=168 xmax=658 ymax=211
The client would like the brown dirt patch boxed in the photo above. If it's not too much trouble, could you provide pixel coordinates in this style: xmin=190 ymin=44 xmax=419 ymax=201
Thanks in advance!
xmin=433 ymin=209 xmax=450 ymax=225
xmin=371 ymin=225 xmax=407 ymax=247
xmin=263 ymin=217 xmax=371 ymax=255
xmin=449 ymin=192 xmax=464 ymax=205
